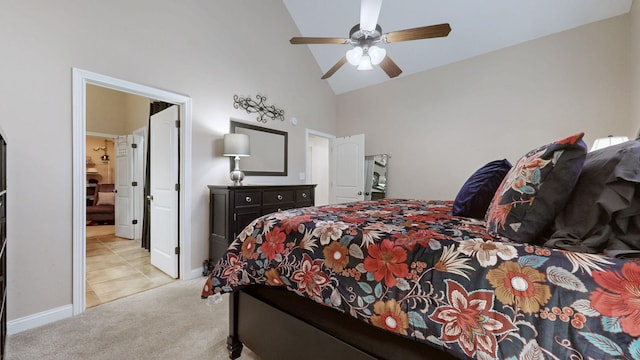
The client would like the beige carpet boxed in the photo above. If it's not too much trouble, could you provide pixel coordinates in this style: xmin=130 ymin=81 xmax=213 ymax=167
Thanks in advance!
xmin=6 ymin=278 xmax=259 ymax=360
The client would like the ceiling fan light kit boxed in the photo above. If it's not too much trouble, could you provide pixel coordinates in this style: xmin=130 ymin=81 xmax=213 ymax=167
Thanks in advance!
xmin=347 ymin=45 xmax=386 ymax=70
xmin=289 ymin=0 xmax=451 ymax=79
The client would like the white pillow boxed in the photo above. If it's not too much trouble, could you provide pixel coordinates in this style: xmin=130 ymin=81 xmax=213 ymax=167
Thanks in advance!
xmin=96 ymin=191 xmax=115 ymax=206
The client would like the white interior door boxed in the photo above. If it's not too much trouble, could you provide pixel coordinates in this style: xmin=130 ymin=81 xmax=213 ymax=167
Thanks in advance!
xmin=333 ymin=134 xmax=365 ymax=204
xmin=115 ymin=135 xmax=134 ymax=239
xmin=150 ymin=105 xmax=179 ymax=278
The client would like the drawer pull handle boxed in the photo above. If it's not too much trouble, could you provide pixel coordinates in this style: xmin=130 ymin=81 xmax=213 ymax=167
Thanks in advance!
xmin=277 ymin=194 xmax=283 ymax=201
xmin=245 ymin=196 xmax=252 ymax=203
xmin=278 ymin=208 xmax=282 ymax=211
xmin=302 ymin=193 xmax=307 ymax=198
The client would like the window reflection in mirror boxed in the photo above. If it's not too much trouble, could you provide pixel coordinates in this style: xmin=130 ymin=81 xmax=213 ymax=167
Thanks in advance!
xmin=364 ymin=154 xmax=389 ymax=200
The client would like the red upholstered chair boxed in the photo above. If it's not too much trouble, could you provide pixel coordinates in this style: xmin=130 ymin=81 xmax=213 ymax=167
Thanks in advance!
xmin=86 ymin=183 xmax=115 ymax=225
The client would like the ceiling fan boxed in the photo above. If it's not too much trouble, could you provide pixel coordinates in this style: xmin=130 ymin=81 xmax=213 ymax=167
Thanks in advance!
xmin=289 ymin=0 xmax=451 ymax=79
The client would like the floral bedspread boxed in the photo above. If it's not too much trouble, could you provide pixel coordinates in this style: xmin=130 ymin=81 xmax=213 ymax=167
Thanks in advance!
xmin=202 ymin=198 xmax=640 ymax=360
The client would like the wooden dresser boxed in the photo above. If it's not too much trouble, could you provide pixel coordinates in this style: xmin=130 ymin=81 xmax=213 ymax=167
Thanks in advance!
xmin=208 ymin=184 xmax=316 ymax=263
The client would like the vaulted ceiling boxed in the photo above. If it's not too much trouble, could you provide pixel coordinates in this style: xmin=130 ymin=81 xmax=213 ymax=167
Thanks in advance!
xmin=283 ymin=0 xmax=633 ymax=94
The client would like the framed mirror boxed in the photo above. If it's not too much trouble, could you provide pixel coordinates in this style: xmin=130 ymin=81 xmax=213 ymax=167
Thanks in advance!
xmin=230 ymin=120 xmax=288 ymax=176
xmin=365 ymin=154 xmax=389 ymax=200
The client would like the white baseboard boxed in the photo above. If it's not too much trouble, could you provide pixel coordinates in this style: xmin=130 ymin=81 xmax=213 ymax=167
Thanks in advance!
xmin=8 ymin=270 xmax=204 ymax=336
xmin=187 ymin=267 xmax=205 ymax=280
xmin=7 ymin=304 xmax=73 ymax=335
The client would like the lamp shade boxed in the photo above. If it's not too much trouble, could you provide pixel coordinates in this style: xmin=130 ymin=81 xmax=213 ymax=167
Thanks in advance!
xmin=368 ymin=46 xmax=386 ymax=65
xmin=346 ymin=46 xmax=363 ymax=66
xmin=223 ymin=133 xmax=250 ymax=156
xmin=357 ymin=54 xmax=373 ymax=70
xmin=590 ymin=135 xmax=629 ymax=152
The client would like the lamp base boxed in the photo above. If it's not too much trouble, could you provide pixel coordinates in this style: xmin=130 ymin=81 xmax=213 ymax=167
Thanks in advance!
xmin=230 ymin=170 xmax=245 ymax=186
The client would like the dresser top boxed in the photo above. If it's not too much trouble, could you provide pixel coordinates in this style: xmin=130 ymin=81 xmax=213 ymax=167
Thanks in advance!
xmin=208 ymin=184 xmax=316 ymax=190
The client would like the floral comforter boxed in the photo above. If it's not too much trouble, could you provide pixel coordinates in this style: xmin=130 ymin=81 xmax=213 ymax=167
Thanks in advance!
xmin=202 ymin=198 xmax=640 ymax=360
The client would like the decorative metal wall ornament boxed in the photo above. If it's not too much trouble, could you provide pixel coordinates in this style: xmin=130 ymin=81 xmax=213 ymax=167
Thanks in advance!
xmin=233 ymin=94 xmax=285 ymax=123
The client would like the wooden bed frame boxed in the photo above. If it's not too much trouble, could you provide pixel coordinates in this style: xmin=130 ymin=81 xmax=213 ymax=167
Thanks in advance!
xmin=226 ymin=286 xmax=459 ymax=360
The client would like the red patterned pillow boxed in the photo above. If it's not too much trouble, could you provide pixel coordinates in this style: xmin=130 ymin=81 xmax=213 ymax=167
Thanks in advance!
xmin=486 ymin=133 xmax=587 ymax=243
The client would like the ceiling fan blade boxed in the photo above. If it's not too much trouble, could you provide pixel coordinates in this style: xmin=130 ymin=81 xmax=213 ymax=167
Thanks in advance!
xmin=360 ymin=0 xmax=382 ymax=32
xmin=290 ymin=37 xmax=349 ymax=45
xmin=379 ymin=56 xmax=402 ymax=78
xmin=385 ymin=23 xmax=451 ymax=43
xmin=321 ymin=56 xmax=347 ymax=79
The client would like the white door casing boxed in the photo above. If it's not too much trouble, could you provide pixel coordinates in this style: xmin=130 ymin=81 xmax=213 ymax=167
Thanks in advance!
xmin=115 ymin=135 xmax=134 ymax=239
xmin=333 ymin=134 xmax=365 ymax=204
xmin=72 ymin=68 xmax=192 ymax=318
xmin=149 ymin=105 xmax=179 ymax=278
xmin=132 ymin=130 xmax=146 ymax=241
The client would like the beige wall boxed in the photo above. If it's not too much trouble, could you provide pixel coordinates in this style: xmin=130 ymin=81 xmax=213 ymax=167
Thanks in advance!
xmin=0 ymin=0 xmax=336 ymax=321
xmin=123 ymin=93 xmax=150 ymax=134
xmin=87 ymin=85 xmax=149 ymax=135
xmin=631 ymin=1 xmax=640 ymax=135
xmin=86 ymin=85 xmax=128 ymax=134
xmin=337 ymin=15 xmax=632 ymax=200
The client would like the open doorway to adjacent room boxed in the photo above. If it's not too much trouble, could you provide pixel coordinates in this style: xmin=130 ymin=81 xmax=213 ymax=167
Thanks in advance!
xmin=72 ymin=69 xmax=193 ymax=315
xmin=306 ymin=129 xmax=335 ymax=206
xmin=84 ymin=86 xmax=175 ymax=308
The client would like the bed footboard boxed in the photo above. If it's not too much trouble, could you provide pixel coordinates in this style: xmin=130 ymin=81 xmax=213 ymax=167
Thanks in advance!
xmin=226 ymin=287 xmax=457 ymax=360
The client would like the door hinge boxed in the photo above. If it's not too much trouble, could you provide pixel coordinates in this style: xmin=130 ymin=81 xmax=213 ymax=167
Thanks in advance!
xmin=175 ymin=183 xmax=180 ymax=191
xmin=175 ymin=120 xmax=180 ymax=128
xmin=175 ymin=246 xmax=180 ymax=255
xmin=132 ymin=219 xmax=138 ymax=225
xmin=131 ymin=143 xmax=138 ymax=149
xmin=132 ymin=181 xmax=138 ymax=187
xmin=234 ymin=213 xmax=237 ymax=221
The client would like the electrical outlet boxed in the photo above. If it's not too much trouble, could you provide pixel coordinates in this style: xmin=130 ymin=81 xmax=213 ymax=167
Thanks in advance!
xmin=299 ymin=172 xmax=306 ymax=180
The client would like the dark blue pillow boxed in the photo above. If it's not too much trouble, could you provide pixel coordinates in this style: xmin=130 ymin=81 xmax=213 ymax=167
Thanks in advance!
xmin=453 ymin=159 xmax=512 ymax=219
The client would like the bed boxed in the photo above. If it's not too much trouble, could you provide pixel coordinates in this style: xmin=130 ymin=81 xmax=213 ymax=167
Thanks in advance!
xmin=202 ymin=133 xmax=640 ymax=360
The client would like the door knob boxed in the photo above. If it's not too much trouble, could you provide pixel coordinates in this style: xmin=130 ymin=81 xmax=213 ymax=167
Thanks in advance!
xmin=147 ymin=195 xmax=154 ymax=201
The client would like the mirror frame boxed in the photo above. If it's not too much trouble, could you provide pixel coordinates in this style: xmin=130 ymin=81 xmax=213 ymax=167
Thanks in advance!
xmin=230 ymin=120 xmax=288 ymax=176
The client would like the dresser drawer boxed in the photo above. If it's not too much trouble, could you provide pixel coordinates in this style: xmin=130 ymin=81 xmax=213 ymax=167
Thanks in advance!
xmin=263 ymin=190 xmax=294 ymax=205
xmin=296 ymin=189 xmax=313 ymax=203
xmin=297 ymin=201 xmax=314 ymax=209
xmin=263 ymin=204 xmax=295 ymax=216
xmin=235 ymin=191 xmax=262 ymax=207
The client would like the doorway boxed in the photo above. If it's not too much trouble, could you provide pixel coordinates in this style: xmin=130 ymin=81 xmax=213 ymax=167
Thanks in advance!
xmin=305 ymin=129 xmax=335 ymax=206
xmin=84 ymin=126 xmax=173 ymax=307
xmin=72 ymin=68 xmax=193 ymax=315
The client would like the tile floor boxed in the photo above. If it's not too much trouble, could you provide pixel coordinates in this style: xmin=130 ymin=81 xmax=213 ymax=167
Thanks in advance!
xmin=86 ymin=225 xmax=175 ymax=308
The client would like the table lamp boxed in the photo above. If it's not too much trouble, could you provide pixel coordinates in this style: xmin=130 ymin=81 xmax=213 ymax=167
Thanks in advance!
xmin=223 ymin=133 xmax=250 ymax=186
